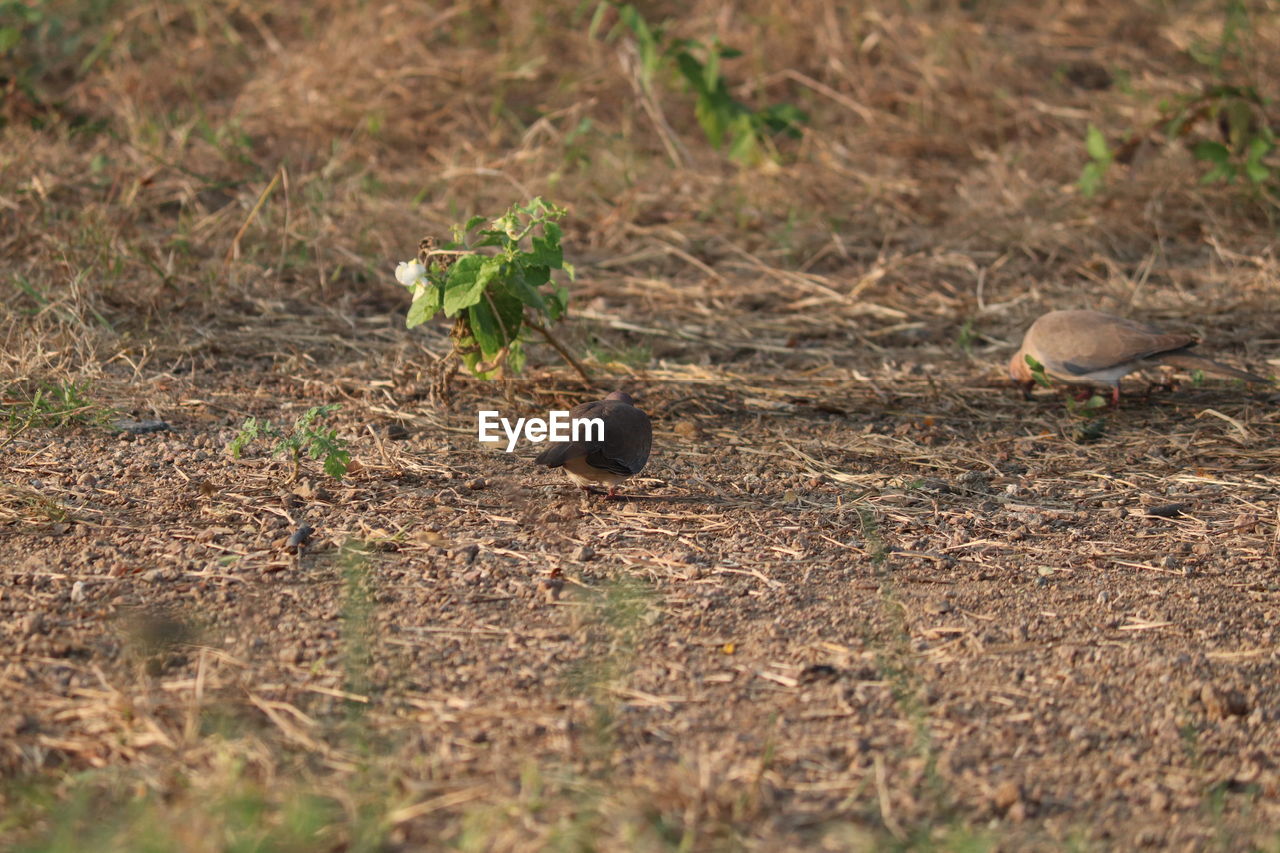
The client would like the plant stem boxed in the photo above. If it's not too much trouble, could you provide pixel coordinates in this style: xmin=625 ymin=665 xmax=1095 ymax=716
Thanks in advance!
xmin=0 ymin=413 xmax=35 ymax=455
xmin=526 ymin=319 xmax=593 ymax=387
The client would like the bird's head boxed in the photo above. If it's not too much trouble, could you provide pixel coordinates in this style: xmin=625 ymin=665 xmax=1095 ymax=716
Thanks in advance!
xmin=604 ymin=390 xmax=635 ymax=405
xmin=1008 ymin=349 xmax=1032 ymax=383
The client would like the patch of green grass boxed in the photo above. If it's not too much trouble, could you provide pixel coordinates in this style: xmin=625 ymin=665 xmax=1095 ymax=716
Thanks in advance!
xmin=3 ymin=764 xmax=380 ymax=853
xmin=339 ymin=541 xmax=375 ymax=715
xmin=1 ymin=380 xmax=113 ymax=430
xmin=585 ymin=335 xmax=651 ymax=368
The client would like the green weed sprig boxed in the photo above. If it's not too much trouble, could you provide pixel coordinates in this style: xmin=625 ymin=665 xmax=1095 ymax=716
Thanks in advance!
xmin=228 ymin=404 xmax=351 ymax=480
xmin=397 ymin=197 xmax=586 ymax=382
xmin=611 ymin=4 xmax=807 ymax=167
xmin=1078 ymin=2 xmax=1276 ymax=200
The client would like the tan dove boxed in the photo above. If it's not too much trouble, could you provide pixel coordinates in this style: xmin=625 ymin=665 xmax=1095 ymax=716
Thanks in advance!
xmin=1009 ymin=309 xmax=1270 ymax=405
xmin=534 ymin=391 xmax=652 ymax=498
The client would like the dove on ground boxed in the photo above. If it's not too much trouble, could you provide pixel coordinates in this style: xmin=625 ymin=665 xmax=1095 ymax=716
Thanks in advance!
xmin=1009 ymin=309 xmax=1270 ymax=405
xmin=533 ymin=391 xmax=652 ymax=498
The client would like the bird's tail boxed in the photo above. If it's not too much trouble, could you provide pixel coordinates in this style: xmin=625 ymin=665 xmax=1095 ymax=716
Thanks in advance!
xmin=1156 ymin=351 xmax=1272 ymax=385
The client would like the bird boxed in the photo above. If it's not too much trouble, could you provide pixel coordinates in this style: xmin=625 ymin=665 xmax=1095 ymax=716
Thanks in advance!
xmin=533 ymin=391 xmax=652 ymax=499
xmin=1009 ymin=309 xmax=1270 ymax=406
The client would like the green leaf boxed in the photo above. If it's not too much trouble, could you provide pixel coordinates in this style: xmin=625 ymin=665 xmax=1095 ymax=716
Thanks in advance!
xmin=521 ymin=264 xmax=550 ymax=287
xmin=726 ymin=111 xmax=763 ymax=165
xmin=442 ymin=256 xmax=499 ymax=317
xmin=507 ymin=339 xmax=526 ymax=375
xmin=406 ymin=284 xmax=442 ymax=328
xmin=323 ymin=450 xmax=351 ymax=479
xmin=462 ymin=299 xmax=504 ymax=357
xmin=1192 ymin=140 xmax=1230 ymax=166
xmin=547 ymin=285 xmax=569 ymax=321
xmin=1024 ymin=355 xmax=1053 ymax=388
xmin=509 ymin=266 xmax=548 ymax=310
xmin=467 ymin=285 xmax=523 ymax=360
xmin=1084 ymin=124 xmax=1111 ymax=164
xmin=528 ymin=235 xmax=562 ymax=269
xmin=471 ymin=232 xmax=508 ymax=249
xmin=760 ymin=103 xmax=808 ymax=138
xmin=1200 ymin=161 xmax=1236 ymax=184
xmin=463 ymin=214 xmax=488 ymax=233
xmin=0 ymin=27 xmax=21 ymax=52
xmin=1077 ymin=162 xmax=1105 ymax=197
xmin=1245 ymin=137 xmax=1272 ymax=184
xmin=493 ymin=285 xmax=525 ymax=339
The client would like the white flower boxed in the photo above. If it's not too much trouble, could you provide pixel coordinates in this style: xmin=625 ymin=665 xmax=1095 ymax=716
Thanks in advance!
xmin=395 ymin=259 xmax=427 ymax=287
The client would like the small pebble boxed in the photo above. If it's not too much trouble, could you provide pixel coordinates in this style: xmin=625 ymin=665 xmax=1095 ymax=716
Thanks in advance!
xmin=70 ymin=581 xmax=85 ymax=603
xmin=286 ymin=524 xmax=315 ymax=550
xmin=573 ymin=544 xmax=595 ymax=562
xmin=1145 ymin=503 xmax=1186 ymax=519
xmin=113 ymin=419 xmax=172 ymax=434
xmin=992 ymin=780 xmax=1022 ymax=813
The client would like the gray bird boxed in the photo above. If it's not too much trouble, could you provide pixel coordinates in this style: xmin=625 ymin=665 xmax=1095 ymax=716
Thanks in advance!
xmin=1009 ymin=309 xmax=1270 ymax=405
xmin=533 ymin=391 xmax=652 ymax=498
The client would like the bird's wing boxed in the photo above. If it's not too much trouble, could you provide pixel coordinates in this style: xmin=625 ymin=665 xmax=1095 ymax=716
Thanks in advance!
xmin=1038 ymin=313 xmax=1194 ymax=375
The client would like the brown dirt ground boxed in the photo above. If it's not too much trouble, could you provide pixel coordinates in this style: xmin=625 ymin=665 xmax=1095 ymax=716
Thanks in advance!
xmin=5 ymin=1 xmax=1280 ymax=850
xmin=5 ymin=313 xmax=1280 ymax=849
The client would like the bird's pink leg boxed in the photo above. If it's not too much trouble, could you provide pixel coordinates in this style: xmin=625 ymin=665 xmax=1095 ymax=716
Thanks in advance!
xmin=1109 ymin=386 xmax=1121 ymax=408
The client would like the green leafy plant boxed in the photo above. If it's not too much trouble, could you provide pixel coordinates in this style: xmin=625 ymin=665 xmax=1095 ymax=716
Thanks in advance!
xmin=1078 ymin=3 xmax=1276 ymax=198
xmin=612 ymin=4 xmax=807 ymax=166
xmin=671 ymin=37 xmax=806 ymax=166
xmin=1 ymin=380 xmax=112 ymax=433
xmin=1078 ymin=124 xmax=1113 ymax=197
xmin=1176 ymin=86 xmax=1274 ymax=186
xmin=228 ymin=404 xmax=351 ymax=480
xmin=397 ymin=197 xmax=587 ymax=382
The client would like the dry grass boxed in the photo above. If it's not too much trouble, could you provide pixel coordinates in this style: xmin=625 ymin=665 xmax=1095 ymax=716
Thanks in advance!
xmin=4 ymin=0 xmax=1280 ymax=850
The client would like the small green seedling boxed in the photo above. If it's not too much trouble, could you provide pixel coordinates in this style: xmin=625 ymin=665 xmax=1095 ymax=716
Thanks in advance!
xmin=1077 ymin=123 xmax=1113 ymax=197
xmin=2 ymin=380 xmax=110 ymax=429
xmin=1065 ymin=393 xmax=1108 ymax=417
xmin=397 ymin=197 xmax=581 ymax=381
xmin=228 ymin=404 xmax=351 ymax=480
